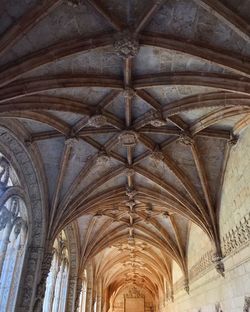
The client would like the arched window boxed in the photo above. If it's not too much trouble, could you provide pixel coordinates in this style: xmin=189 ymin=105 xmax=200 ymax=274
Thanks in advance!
xmin=0 ymin=155 xmax=28 ymax=311
xmin=43 ymin=231 xmax=70 ymax=312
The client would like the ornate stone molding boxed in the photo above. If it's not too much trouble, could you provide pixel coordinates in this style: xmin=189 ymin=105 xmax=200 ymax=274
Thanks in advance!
xmin=222 ymin=212 xmax=250 ymax=257
xmin=189 ymin=250 xmax=214 ymax=281
xmin=0 ymin=128 xmax=45 ymax=311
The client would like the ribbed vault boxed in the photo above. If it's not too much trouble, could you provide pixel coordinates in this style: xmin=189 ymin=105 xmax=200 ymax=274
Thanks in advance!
xmin=1 ymin=0 xmax=250 ymax=307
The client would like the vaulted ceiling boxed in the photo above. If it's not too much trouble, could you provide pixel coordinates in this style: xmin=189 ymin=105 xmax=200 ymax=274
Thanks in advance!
xmin=1 ymin=0 xmax=250 ymax=301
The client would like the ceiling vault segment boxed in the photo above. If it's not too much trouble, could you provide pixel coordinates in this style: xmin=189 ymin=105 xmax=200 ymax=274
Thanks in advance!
xmin=1 ymin=0 xmax=250 ymax=300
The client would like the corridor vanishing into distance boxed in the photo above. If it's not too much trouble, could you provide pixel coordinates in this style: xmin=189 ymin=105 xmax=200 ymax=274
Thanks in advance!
xmin=0 ymin=0 xmax=250 ymax=311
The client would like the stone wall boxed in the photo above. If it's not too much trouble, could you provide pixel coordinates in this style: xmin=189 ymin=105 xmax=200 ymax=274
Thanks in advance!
xmin=112 ymin=286 xmax=154 ymax=312
xmin=166 ymin=243 xmax=250 ymax=312
xmin=164 ymin=126 xmax=250 ymax=312
xmin=219 ymin=126 xmax=250 ymax=238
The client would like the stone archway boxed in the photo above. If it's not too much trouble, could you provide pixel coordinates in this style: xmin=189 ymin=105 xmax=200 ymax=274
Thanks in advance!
xmin=0 ymin=124 xmax=47 ymax=312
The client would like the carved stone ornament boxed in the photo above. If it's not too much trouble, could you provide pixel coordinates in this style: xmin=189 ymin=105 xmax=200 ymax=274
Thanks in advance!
xmin=228 ymin=135 xmax=238 ymax=147
xmin=65 ymin=137 xmax=77 ymax=147
xmin=149 ymin=111 xmax=167 ymax=127
xmin=243 ymin=296 xmax=250 ymax=312
xmin=113 ymin=30 xmax=140 ymax=58
xmin=222 ymin=212 xmax=250 ymax=257
xmin=96 ymin=150 xmax=110 ymax=166
xmin=88 ymin=114 xmax=108 ymax=128
xmin=178 ymin=132 xmax=194 ymax=146
xmin=123 ymin=88 xmax=136 ymax=99
xmin=212 ymin=253 xmax=225 ymax=277
xmin=125 ymin=287 xmax=145 ymax=298
xmin=124 ymin=167 xmax=135 ymax=177
xmin=119 ymin=131 xmax=138 ymax=147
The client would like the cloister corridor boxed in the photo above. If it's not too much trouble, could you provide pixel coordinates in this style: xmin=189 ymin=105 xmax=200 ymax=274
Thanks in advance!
xmin=0 ymin=0 xmax=250 ymax=311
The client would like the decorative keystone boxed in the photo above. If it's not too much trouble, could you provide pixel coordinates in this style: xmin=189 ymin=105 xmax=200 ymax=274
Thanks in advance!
xmin=123 ymin=88 xmax=136 ymax=99
xmin=88 ymin=114 xmax=108 ymax=128
xmin=119 ymin=131 xmax=138 ymax=147
xmin=148 ymin=111 xmax=167 ymax=127
xmin=124 ymin=167 xmax=135 ymax=177
xmin=96 ymin=150 xmax=110 ymax=166
xmin=113 ymin=30 xmax=140 ymax=58
xmin=178 ymin=132 xmax=194 ymax=146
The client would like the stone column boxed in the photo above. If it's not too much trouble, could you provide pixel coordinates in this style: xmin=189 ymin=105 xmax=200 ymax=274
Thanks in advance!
xmin=58 ymin=260 xmax=69 ymax=312
xmin=86 ymin=286 xmax=93 ymax=312
xmin=42 ymin=252 xmax=59 ymax=312
xmin=74 ymin=277 xmax=83 ymax=312
xmin=0 ymin=198 xmax=25 ymax=277
xmin=33 ymin=250 xmax=54 ymax=312
xmin=96 ymin=279 xmax=103 ymax=312
xmin=0 ymin=220 xmax=12 ymax=276
xmin=52 ymin=260 xmax=65 ymax=311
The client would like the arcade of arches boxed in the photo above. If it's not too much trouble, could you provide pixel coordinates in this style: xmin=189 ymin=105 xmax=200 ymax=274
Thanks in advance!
xmin=0 ymin=0 xmax=250 ymax=311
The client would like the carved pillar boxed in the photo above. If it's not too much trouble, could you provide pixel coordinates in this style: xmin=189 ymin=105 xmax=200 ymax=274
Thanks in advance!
xmin=0 ymin=219 xmax=12 ymax=276
xmin=96 ymin=279 xmax=103 ymax=312
xmin=86 ymin=286 xmax=93 ymax=312
xmin=52 ymin=259 xmax=65 ymax=311
xmin=33 ymin=249 xmax=54 ymax=312
xmin=0 ymin=197 xmax=26 ymax=277
xmin=58 ymin=259 xmax=69 ymax=312
xmin=42 ymin=252 xmax=59 ymax=312
xmin=74 ymin=277 xmax=83 ymax=312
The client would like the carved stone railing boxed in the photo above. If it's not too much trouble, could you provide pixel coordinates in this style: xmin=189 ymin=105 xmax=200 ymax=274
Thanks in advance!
xmin=222 ymin=212 xmax=250 ymax=257
xmin=189 ymin=250 xmax=214 ymax=281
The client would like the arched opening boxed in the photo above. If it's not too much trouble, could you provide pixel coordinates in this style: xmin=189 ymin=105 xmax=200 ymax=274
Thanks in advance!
xmin=0 ymin=155 xmax=28 ymax=311
xmin=43 ymin=230 xmax=69 ymax=312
